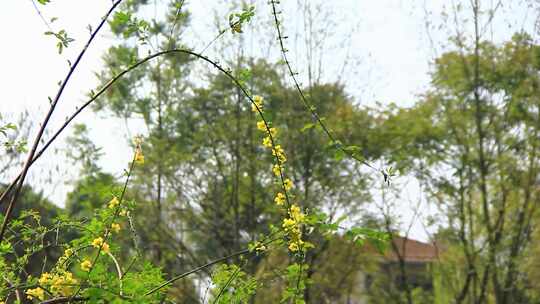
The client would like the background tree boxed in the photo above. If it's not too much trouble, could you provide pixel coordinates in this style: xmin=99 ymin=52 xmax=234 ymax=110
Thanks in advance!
xmin=376 ymin=29 xmax=540 ymax=304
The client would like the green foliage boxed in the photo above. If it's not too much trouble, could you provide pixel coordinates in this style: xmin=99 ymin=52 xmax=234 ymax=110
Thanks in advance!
xmin=345 ymin=227 xmax=390 ymax=252
xmin=0 ymin=190 xmax=66 ymax=300
xmin=44 ymin=29 xmax=75 ymax=54
xmin=375 ymin=32 xmax=540 ymax=303
xmin=0 ymin=115 xmax=28 ymax=153
xmin=0 ymin=122 xmax=17 ymax=136
xmin=229 ymin=6 xmax=256 ymax=34
xmin=281 ymin=263 xmax=309 ymax=304
xmin=210 ymin=264 xmax=258 ymax=303
xmin=109 ymin=11 xmax=149 ymax=41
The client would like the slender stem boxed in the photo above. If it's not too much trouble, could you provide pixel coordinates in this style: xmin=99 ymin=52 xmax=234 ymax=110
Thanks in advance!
xmin=39 ymin=296 xmax=88 ymax=304
xmin=211 ymin=264 xmax=242 ymax=304
xmin=106 ymin=251 xmax=124 ymax=296
xmin=145 ymin=235 xmax=279 ymax=297
xmin=268 ymin=0 xmax=385 ymax=179
xmin=144 ymin=248 xmax=250 ymax=296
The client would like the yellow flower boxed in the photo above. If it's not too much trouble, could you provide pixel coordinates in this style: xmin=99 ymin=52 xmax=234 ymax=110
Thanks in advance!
xmin=63 ymin=248 xmax=73 ymax=257
xmin=251 ymin=95 xmax=264 ymax=112
xmin=26 ymin=287 xmax=45 ymax=300
xmin=50 ymin=271 xmax=78 ymax=296
xmin=38 ymin=273 xmax=52 ymax=286
xmin=268 ymin=127 xmax=277 ymax=137
xmin=272 ymin=145 xmax=286 ymax=163
xmin=289 ymin=204 xmax=305 ymax=222
xmin=262 ymin=136 xmax=272 ymax=148
xmin=108 ymin=196 xmax=120 ymax=209
xmin=57 ymin=247 xmax=75 ymax=266
xmin=80 ymin=260 xmax=92 ymax=272
xmin=119 ymin=209 xmax=128 ymax=217
xmin=283 ymin=178 xmax=293 ymax=191
xmin=289 ymin=204 xmax=301 ymax=215
xmin=111 ymin=223 xmax=121 ymax=233
xmin=91 ymin=237 xmax=109 ymax=253
xmin=272 ymin=145 xmax=284 ymax=156
xmin=256 ymin=120 xmax=266 ymax=132
xmin=272 ymin=164 xmax=282 ymax=177
xmin=274 ymin=192 xmax=286 ymax=206
xmin=101 ymin=242 xmax=110 ymax=254
xmin=91 ymin=237 xmax=104 ymax=248
xmin=282 ymin=218 xmax=295 ymax=229
xmin=135 ymin=148 xmax=144 ymax=165
xmin=288 ymin=242 xmax=300 ymax=252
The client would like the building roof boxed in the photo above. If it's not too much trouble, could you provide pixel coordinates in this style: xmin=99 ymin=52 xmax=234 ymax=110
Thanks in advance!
xmin=383 ymin=236 xmax=440 ymax=263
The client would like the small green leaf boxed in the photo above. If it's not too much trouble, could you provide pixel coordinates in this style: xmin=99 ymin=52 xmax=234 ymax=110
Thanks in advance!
xmin=301 ymin=123 xmax=315 ymax=132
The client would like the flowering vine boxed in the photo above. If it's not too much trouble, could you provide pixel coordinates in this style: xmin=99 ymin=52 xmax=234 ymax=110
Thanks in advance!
xmin=251 ymin=95 xmax=311 ymax=254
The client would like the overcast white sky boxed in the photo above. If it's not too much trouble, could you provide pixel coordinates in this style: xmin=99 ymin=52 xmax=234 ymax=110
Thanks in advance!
xmin=0 ymin=0 xmax=536 ymax=241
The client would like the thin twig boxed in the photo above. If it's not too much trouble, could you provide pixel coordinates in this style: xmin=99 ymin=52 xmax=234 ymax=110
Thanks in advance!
xmin=268 ymin=0 xmax=386 ymax=180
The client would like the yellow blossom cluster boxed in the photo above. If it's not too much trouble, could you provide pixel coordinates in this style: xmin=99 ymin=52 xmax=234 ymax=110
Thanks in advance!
xmin=26 ymin=248 xmax=79 ymax=300
xmin=26 ymin=287 xmax=45 ymax=301
xmin=271 ymin=145 xmax=286 ymax=163
xmin=27 ymin=270 xmax=78 ymax=300
xmin=91 ymin=237 xmax=110 ymax=254
xmin=252 ymin=95 xmax=292 ymax=206
xmin=251 ymin=94 xmax=310 ymax=253
xmin=281 ymin=204 xmax=307 ymax=252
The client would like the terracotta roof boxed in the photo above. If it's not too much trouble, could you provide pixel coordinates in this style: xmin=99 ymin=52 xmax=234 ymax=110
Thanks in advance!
xmin=383 ymin=236 xmax=440 ymax=263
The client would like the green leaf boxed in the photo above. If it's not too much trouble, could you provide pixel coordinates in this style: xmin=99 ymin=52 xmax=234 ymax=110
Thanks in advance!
xmin=325 ymin=140 xmax=343 ymax=150
xmin=345 ymin=227 xmax=389 ymax=252
xmin=333 ymin=149 xmax=345 ymax=161
xmin=344 ymin=145 xmax=361 ymax=153
xmin=113 ymin=11 xmax=131 ymax=25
